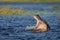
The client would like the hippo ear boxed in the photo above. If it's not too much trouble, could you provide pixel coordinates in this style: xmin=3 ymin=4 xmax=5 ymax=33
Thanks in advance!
xmin=35 ymin=15 xmax=40 ymax=17
xmin=35 ymin=15 xmax=42 ymax=20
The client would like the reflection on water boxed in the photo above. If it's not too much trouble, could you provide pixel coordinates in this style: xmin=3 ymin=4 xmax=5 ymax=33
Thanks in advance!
xmin=0 ymin=14 xmax=60 ymax=40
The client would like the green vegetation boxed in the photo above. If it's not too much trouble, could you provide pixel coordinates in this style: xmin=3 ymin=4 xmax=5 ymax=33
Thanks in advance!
xmin=0 ymin=0 xmax=60 ymax=2
xmin=52 ymin=6 xmax=60 ymax=9
xmin=0 ymin=6 xmax=59 ymax=15
xmin=0 ymin=8 xmax=59 ymax=15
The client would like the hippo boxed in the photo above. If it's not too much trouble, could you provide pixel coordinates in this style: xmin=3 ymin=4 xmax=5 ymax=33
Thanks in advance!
xmin=32 ymin=15 xmax=50 ymax=32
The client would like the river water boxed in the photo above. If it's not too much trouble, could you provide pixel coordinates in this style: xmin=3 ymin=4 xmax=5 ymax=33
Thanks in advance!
xmin=0 ymin=2 xmax=60 ymax=40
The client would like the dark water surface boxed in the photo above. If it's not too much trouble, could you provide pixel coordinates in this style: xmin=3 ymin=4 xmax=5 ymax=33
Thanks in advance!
xmin=0 ymin=2 xmax=60 ymax=11
xmin=0 ymin=14 xmax=60 ymax=40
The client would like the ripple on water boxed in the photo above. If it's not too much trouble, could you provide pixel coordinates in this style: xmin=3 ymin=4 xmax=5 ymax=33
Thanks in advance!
xmin=0 ymin=14 xmax=60 ymax=40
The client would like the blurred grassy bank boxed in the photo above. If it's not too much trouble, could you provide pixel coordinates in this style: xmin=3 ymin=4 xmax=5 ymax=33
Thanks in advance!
xmin=0 ymin=7 xmax=59 ymax=15
xmin=0 ymin=0 xmax=60 ymax=2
